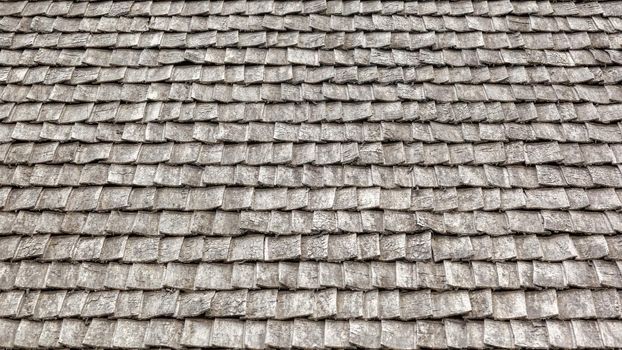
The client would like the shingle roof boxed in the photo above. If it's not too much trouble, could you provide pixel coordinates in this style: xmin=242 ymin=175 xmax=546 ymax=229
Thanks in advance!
xmin=1 ymin=0 xmax=622 ymax=348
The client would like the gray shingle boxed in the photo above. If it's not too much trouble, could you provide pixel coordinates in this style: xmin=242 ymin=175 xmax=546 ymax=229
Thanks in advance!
xmin=112 ymin=319 xmax=148 ymax=349
xmin=433 ymin=290 xmax=472 ymax=318
xmin=573 ymin=320 xmax=604 ymax=348
xmin=181 ymin=321 xmax=213 ymax=347
xmin=144 ymin=319 xmax=183 ymax=349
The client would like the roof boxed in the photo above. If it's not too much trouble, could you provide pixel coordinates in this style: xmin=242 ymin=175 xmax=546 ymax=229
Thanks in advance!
xmin=1 ymin=0 xmax=622 ymax=348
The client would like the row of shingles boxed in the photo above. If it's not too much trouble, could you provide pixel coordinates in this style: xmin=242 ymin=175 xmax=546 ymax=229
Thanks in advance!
xmin=1 ymin=316 xmax=622 ymax=349
xmin=1 ymin=64 xmax=620 ymax=87
xmin=1 ymin=254 xmax=619 ymax=317
xmin=1 ymin=147 xmax=621 ymax=180
xmin=2 ymin=181 xmax=622 ymax=211
xmin=3 ymin=103 xmax=622 ymax=128
xmin=4 ymin=157 xmax=622 ymax=189
xmin=3 ymin=10 xmax=621 ymax=33
xmin=0 ymin=205 xmax=616 ymax=322
xmin=0 ymin=17 xmax=618 ymax=66
xmin=1 ymin=141 xmax=621 ymax=166
xmin=0 ymin=259 xmax=546 ymax=291
xmin=1 ymin=259 xmax=621 ymax=305
xmin=5 ymin=119 xmax=622 ymax=144
xmin=104 ymin=72 xmax=622 ymax=97
xmin=1 ymin=24 xmax=620 ymax=51
xmin=1 ymin=238 xmax=620 ymax=290
xmin=3 ymin=153 xmax=622 ymax=180
xmin=1 ymin=266 xmax=621 ymax=324
xmin=1 ymin=0 xmax=619 ymax=18
xmin=2 ymin=263 xmax=622 ymax=299
xmin=2 ymin=82 xmax=620 ymax=105
xmin=3 ymin=143 xmax=622 ymax=169
xmin=0 ymin=170 xmax=620 ymax=208
xmin=5 ymin=259 xmax=619 ymax=292
xmin=1 ymin=7 xmax=620 ymax=61
xmin=1 ymin=47 xmax=620 ymax=70
xmin=2 ymin=101 xmax=621 ymax=124
xmin=1 ymin=206 xmax=617 ymax=235
xmin=3 ymin=185 xmax=622 ymax=213
xmin=0 ymin=282 xmax=620 ymax=320
xmin=0 ymin=230 xmax=618 ymax=262
xmin=0 ymin=16 xmax=617 ymax=60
